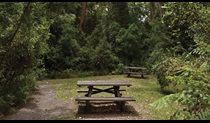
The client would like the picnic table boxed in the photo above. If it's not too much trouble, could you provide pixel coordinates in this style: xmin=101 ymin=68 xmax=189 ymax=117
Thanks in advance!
xmin=124 ymin=66 xmax=147 ymax=78
xmin=75 ymin=80 xmax=135 ymax=112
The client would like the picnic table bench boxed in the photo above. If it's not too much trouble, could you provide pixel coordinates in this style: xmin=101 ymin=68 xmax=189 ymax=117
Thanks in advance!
xmin=75 ymin=80 xmax=136 ymax=112
xmin=124 ymin=66 xmax=147 ymax=78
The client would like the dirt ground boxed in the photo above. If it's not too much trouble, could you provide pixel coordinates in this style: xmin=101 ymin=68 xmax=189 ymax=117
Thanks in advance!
xmin=3 ymin=82 xmax=75 ymax=120
xmin=3 ymin=81 xmax=149 ymax=120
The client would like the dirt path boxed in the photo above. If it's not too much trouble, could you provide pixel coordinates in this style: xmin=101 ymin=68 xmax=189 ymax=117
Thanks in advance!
xmin=3 ymin=82 xmax=74 ymax=120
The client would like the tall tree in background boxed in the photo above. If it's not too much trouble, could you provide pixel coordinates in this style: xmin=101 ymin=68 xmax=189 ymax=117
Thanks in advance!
xmin=149 ymin=2 xmax=165 ymax=20
xmin=149 ymin=2 xmax=155 ymax=20
xmin=158 ymin=2 xmax=165 ymax=15
xmin=79 ymin=2 xmax=86 ymax=31
xmin=110 ymin=2 xmax=131 ymax=28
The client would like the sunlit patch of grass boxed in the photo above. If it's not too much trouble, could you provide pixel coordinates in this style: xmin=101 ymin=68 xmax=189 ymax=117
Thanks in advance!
xmin=44 ymin=74 xmax=177 ymax=120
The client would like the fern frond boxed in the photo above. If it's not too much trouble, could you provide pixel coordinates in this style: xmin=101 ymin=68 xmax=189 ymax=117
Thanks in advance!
xmin=150 ymin=93 xmax=180 ymax=109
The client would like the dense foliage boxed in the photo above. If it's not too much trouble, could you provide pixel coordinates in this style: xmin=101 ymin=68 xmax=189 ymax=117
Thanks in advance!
xmin=0 ymin=2 xmax=209 ymax=119
xmin=0 ymin=2 xmax=51 ymax=114
xmin=150 ymin=2 xmax=210 ymax=119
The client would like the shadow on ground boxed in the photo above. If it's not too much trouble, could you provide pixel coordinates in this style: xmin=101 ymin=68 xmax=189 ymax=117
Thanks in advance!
xmin=75 ymin=102 xmax=139 ymax=120
xmin=124 ymin=75 xmax=149 ymax=79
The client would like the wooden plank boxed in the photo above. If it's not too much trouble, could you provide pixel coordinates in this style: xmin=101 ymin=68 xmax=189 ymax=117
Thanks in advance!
xmin=77 ymin=80 xmax=131 ymax=86
xmin=75 ymin=97 xmax=136 ymax=101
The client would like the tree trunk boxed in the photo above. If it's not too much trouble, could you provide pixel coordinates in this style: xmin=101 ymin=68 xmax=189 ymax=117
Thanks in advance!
xmin=79 ymin=2 xmax=87 ymax=32
xmin=158 ymin=2 xmax=165 ymax=15
xmin=149 ymin=2 xmax=155 ymax=20
xmin=10 ymin=2 xmax=31 ymax=42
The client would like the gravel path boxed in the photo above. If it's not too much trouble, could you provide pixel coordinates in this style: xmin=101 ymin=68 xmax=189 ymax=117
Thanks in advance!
xmin=3 ymin=82 xmax=74 ymax=120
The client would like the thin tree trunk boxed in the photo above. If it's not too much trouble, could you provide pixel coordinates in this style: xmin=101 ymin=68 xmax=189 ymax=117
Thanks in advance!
xmin=10 ymin=2 xmax=31 ymax=43
xmin=149 ymin=2 xmax=155 ymax=20
xmin=158 ymin=2 xmax=165 ymax=15
xmin=79 ymin=2 xmax=87 ymax=32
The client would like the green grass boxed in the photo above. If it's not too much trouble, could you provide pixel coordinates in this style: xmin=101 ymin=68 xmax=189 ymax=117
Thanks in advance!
xmin=45 ymin=74 xmax=177 ymax=120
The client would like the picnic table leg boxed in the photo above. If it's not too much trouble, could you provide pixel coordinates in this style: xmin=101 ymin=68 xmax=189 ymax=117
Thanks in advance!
xmin=113 ymin=86 xmax=121 ymax=97
xmin=139 ymin=69 xmax=144 ymax=78
xmin=119 ymin=102 xmax=126 ymax=112
xmin=85 ymin=86 xmax=93 ymax=113
xmin=113 ymin=86 xmax=125 ymax=111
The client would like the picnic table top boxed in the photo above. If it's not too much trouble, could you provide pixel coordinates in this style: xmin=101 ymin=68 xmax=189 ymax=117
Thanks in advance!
xmin=77 ymin=80 xmax=132 ymax=86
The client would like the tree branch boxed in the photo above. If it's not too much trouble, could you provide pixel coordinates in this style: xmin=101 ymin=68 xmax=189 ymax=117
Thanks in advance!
xmin=10 ymin=2 xmax=31 ymax=43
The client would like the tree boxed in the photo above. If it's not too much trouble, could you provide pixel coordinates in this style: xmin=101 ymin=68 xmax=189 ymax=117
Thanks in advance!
xmin=110 ymin=2 xmax=131 ymax=29
xmin=79 ymin=2 xmax=87 ymax=31
xmin=0 ymin=2 xmax=51 ymax=114
xmin=149 ymin=2 xmax=165 ymax=20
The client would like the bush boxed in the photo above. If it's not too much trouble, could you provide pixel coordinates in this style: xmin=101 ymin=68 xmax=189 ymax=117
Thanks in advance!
xmin=111 ymin=63 xmax=125 ymax=75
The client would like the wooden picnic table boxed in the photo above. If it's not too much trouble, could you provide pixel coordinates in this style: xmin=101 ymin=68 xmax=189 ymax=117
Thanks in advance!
xmin=75 ymin=80 xmax=135 ymax=112
xmin=124 ymin=66 xmax=147 ymax=78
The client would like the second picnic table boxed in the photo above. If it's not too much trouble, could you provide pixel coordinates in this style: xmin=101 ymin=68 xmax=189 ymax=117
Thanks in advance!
xmin=124 ymin=66 xmax=147 ymax=78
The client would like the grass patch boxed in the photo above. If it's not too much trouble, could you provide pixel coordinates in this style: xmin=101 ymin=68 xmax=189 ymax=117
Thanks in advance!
xmin=45 ymin=74 xmax=177 ymax=120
